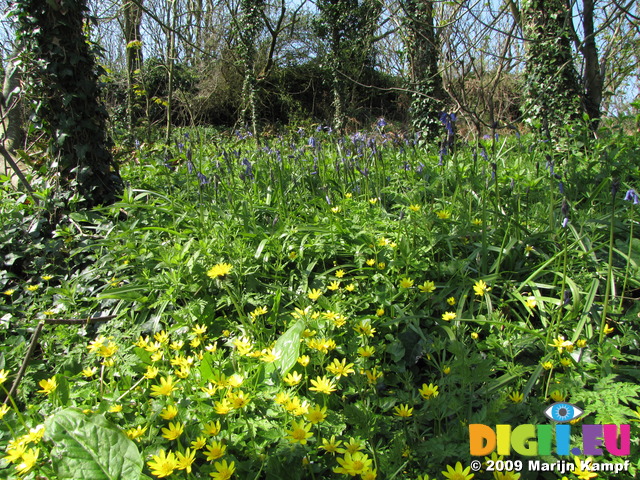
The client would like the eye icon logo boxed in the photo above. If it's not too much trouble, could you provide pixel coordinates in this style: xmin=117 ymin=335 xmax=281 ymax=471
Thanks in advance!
xmin=544 ymin=402 xmax=583 ymax=423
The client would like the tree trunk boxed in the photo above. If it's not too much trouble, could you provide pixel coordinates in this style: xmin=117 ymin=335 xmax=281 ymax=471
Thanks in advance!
xmin=522 ymin=0 xmax=583 ymax=137
xmin=16 ymin=0 xmax=122 ymax=208
xmin=402 ymin=0 xmax=444 ymax=137
xmin=123 ymin=0 xmax=144 ymax=141
xmin=1 ymin=48 xmax=25 ymax=152
xmin=582 ymin=0 xmax=603 ymax=129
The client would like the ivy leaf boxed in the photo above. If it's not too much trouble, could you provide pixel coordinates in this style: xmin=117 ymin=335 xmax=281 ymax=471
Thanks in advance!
xmin=44 ymin=407 xmax=143 ymax=480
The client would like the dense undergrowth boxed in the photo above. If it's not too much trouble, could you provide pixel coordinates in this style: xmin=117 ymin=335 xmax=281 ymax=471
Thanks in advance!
xmin=1 ymin=125 xmax=640 ymax=479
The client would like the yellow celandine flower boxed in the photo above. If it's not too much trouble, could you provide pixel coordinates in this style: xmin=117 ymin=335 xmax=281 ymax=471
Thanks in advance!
xmin=260 ymin=348 xmax=279 ymax=363
xmin=419 ymin=281 xmax=436 ymax=293
xmin=320 ymin=435 xmax=342 ymax=454
xmin=327 ymin=280 xmax=340 ymax=291
xmin=154 ymin=330 xmax=170 ymax=344
xmin=0 ymin=368 xmax=9 ymax=385
xmin=335 ymin=269 xmax=346 ymax=278
xmin=15 ymin=447 xmax=39 ymax=475
xmin=549 ymin=336 xmax=573 ymax=353
xmin=176 ymin=448 xmax=196 ymax=473
xmin=560 ymin=358 xmax=572 ymax=368
xmin=345 ymin=283 xmax=356 ymax=291
xmin=571 ymin=456 xmax=597 ymax=479
xmin=5 ymin=439 xmax=27 ymax=463
xmin=283 ymin=371 xmax=303 ymax=386
xmin=308 ymin=288 xmax=323 ymax=301
xmin=99 ymin=341 xmax=118 ymax=358
xmin=286 ymin=420 xmax=314 ymax=445
xmin=203 ymin=420 xmax=222 ymax=436
xmin=375 ymin=308 xmax=384 ymax=316
xmin=354 ymin=319 xmax=376 ymax=337
xmin=161 ymin=422 xmax=184 ymax=441
xmin=326 ymin=358 xmax=355 ymax=378
xmin=3 ymin=288 xmax=15 ymax=295
xmin=366 ymin=259 xmax=376 ymax=266
xmin=524 ymin=245 xmax=535 ymax=256
xmin=125 ymin=425 xmax=147 ymax=441
xmin=109 ymin=404 xmax=123 ymax=413
xmin=550 ymin=391 xmax=566 ymax=402
xmin=363 ymin=367 xmax=383 ymax=384
xmin=335 ymin=451 xmax=373 ymax=476
xmin=160 ymin=405 xmax=179 ymax=420
xmin=192 ymin=323 xmax=207 ymax=335
xmin=144 ymin=366 xmax=159 ymax=379
xmin=81 ymin=367 xmax=97 ymax=378
xmin=87 ymin=336 xmax=106 ymax=354
xmin=361 ymin=468 xmax=378 ymax=480
xmin=306 ymin=404 xmax=327 ymax=424
xmin=447 ymin=296 xmax=456 ymax=305
xmin=508 ymin=391 xmax=524 ymax=403
xmin=473 ymin=280 xmax=491 ymax=296
xmin=393 ymin=404 xmax=413 ymax=418
xmin=471 ymin=332 xmax=479 ymax=340
xmin=147 ymin=449 xmax=178 ymax=478
xmin=23 ymin=425 xmax=45 ymax=445
xmin=284 ymin=396 xmax=309 ymax=415
xmin=207 ymin=263 xmax=232 ymax=279
xmin=409 ymin=204 xmax=420 ymax=212
xmin=576 ymin=339 xmax=587 ymax=348
xmin=169 ymin=340 xmax=184 ymax=351
xmin=204 ymin=440 xmax=227 ymax=461
xmin=442 ymin=461 xmax=474 ymax=480
xmin=0 ymin=403 xmax=10 ymax=419
xmin=419 ymin=383 xmax=439 ymax=399
xmin=399 ymin=277 xmax=414 ymax=289
xmin=369 ymin=198 xmax=378 ymax=205
xmin=26 ymin=284 xmax=40 ymax=292
xmin=228 ymin=390 xmax=250 ymax=409
xmin=302 ymin=328 xmax=317 ymax=337
xmin=442 ymin=312 xmax=457 ymax=321
xmin=309 ymin=375 xmax=337 ymax=395
xmin=472 ymin=218 xmax=483 ymax=226
xmin=38 ymin=377 xmax=57 ymax=395
xmin=274 ymin=392 xmax=290 ymax=405
xmin=145 ymin=341 xmax=162 ymax=353
xmin=603 ymin=324 xmax=614 ymax=335
xmin=102 ymin=358 xmax=116 ymax=368
xmin=525 ymin=296 xmax=537 ymax=309
xmin=443 ymin=365 xmax=451 ymax=374
xmin=232 ymin=336 xmax=253 ymax=356
xmin=331 ymin=206 xmax=341 ymax=213
xmin=339 ymin=437 xmax=364 ymax=454
xmin=541 ymin=361 xmax=553 ymax=370
xmin=210 ymin=459 xmax=235 ymax=480
xmin=214 ymin=399 xmax=233 ymax=415
xmin=358 ymin=346 xmax=375 ymax=357
xmin=191 ymin=436 xmax=207 ymax=450
xmin=288 ymin=250 xmax=298 ymax=260
xmin=436 ymin=209 xmax=451 ymax=220
xmin=42 ymin=310 xmax=56 ymax=316
xmin=297 ymin=355 xmax=310 ymax=367
xmin=151 ymin=376 xmax=177 ymax=397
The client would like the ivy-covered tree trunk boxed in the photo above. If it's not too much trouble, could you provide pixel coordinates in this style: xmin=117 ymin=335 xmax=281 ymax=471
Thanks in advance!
xmin=123 ymin=0 xmax=144 ymax=142
xmin=15 ymin=0 xmax=122 ymax=208
xmin=402 ymin=0 xmax=444 ymax=137
xmin=315 ymin=0 xmax=382 ymax=132
xmin=522 ymin=0 xmax=583 ymax=137
xmin=238 ymin=0 xmax=266 ymax=139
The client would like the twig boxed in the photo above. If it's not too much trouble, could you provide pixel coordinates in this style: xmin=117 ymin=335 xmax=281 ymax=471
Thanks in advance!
xmin=4 ymin=321 xmax=45 ymax=405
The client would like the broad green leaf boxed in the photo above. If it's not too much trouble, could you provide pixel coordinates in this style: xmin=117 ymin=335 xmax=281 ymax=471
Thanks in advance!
xmin=273 ymin=319 xmax=305 ymax=376
xmin=44 ymin=407 xmax=143 ymax=480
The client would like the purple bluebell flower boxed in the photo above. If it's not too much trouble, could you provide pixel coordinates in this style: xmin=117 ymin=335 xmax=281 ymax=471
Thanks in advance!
xmin=187 ymin=161 xmax=194 ymax=174
xmin=308 ymin=137 xmax=317 ymax=149
xmin=377 ymin=117 xmax=387 ymax=129
xmin=241 ymin=158 xmax=254 ymax=180
xmin=480 ymin=147 xmax=488 ymax=161
xmin=197 ymin=172 xmax=209 ymax=185
xmin=624 ymin=189 xmax=639 ymax=204
xmin=558 ymin=182 xmax=564 ymax=194
xmin=177 ymin=142 xmax=184 ymax=153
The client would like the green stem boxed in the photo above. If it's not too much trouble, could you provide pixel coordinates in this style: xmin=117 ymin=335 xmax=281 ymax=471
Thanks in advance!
xmin=617 ymin=208 xmax=635 ymax=313
xmin=599 ymin=198 xmax=616 ymax=345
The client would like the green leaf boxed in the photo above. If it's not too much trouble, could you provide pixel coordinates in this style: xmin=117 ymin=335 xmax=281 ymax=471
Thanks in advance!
xmin=273 ymin=319 xmax=305 ymax=376
xmin=44 ymin=407 xmax=143 ymax=480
